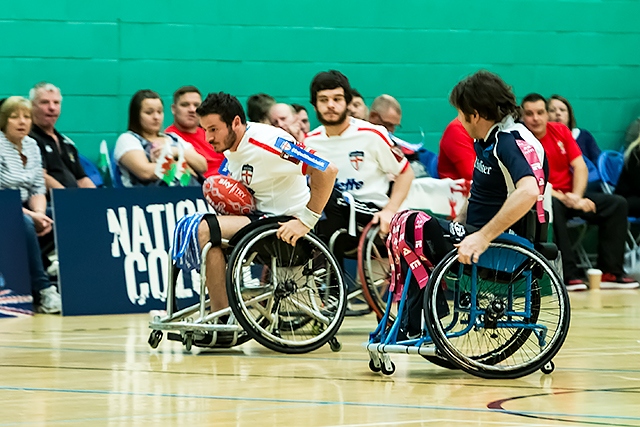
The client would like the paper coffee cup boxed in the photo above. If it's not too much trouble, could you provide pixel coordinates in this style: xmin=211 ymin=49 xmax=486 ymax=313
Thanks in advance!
xmin=587 ymin=268 xmax=602 ymax=290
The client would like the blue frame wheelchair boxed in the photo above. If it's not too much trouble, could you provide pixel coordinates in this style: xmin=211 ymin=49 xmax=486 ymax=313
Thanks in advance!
xmin=148 ymin=216 xmax=347 ymax=354
xmin=367 ymin=227 xmax=571 ymax=379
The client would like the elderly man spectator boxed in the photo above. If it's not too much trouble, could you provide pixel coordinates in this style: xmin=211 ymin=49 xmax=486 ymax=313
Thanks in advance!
xmin=269 ymin=103 xmax=305 ymax=142
xmin=292 ymin=103 xmax=310 ymax=134
xmin=369 ymin=94 xmax=402 ymax=134
xmin=28 ymin=82 xmax=95 ymax=191
xmin=246 ymin=93 xmax=275 ymax=124
xmin=165 ymin=86 xmax=224 ymax=177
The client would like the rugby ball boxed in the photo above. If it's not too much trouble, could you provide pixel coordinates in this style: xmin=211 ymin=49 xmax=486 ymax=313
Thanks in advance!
xmin=203 ymin=175 xmax=256 ymax=215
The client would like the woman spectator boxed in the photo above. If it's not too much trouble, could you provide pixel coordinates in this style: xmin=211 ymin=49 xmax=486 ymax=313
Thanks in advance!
xmin=615 ymin=135 xmax=640 ymax=217
xmin=115 ymin=90 xmax=207 ymax=187
xmin=0 ymin=97 xmax=61 ymax=313
xmin=548 ymin=94 xmax=601 ymax=165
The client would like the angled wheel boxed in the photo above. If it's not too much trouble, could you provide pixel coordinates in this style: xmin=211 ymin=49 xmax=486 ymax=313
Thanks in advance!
xmin=357 ymin=223 xmax=394 ymax=321
xmin=424 ymin=241 xmax=570 ymax=379
xmin=226 ymin=224 xmax=347 ymax=354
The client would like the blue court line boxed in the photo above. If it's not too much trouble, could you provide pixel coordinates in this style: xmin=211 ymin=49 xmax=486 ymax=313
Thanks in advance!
xmin=2 ymin=344 xmax=640 ymax=375
xmin=0 ymin=402 xmax=316 ymax=426
xmin=0 ymin=385 xmax=639 ymax=423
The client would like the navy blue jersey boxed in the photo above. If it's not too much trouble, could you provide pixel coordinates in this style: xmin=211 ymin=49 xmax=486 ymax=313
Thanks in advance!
xmin=467 ymin=120 xmax=548 ymax=230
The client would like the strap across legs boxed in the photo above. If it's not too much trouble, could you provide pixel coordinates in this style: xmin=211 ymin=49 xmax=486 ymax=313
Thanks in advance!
xmin=386 ymin=210 xmax=435 ymax=298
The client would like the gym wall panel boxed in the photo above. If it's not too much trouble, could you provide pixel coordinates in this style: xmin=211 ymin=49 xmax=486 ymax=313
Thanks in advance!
xmin=1 ymin=0 xmax=639 ymax=159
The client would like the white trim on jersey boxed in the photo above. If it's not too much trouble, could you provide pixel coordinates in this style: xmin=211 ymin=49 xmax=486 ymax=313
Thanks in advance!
xmin=224 ymin=123 xmax=310 ymax=217
xmin=305 ymin=118 xmax=408 ymax=208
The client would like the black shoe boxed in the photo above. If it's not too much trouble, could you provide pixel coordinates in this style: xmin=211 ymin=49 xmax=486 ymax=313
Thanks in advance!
xmin=345 ymin=307 xmax=372 ymax=316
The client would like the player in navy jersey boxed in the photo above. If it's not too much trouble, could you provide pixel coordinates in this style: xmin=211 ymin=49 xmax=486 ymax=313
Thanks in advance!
xmin=398 ymin=70 xmax=550 ymax=337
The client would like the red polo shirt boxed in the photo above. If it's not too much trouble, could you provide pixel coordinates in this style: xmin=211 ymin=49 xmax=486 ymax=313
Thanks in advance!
xmin=537 ymin=121 xmax=583 ymax=193
xmin=166 ymin=125 xmax=224 ymax=177
xmin=437 ymin=118 xmax=475 ymax=180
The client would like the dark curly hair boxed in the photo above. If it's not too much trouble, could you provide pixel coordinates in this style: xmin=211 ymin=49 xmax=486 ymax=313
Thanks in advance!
xmin=450 ymin=70 xmax=519 ymax=122
xmin=196 ymin=92 xmax=246 ymax=126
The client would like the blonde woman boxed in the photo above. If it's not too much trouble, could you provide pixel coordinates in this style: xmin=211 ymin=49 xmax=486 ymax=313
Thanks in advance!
xmin=114 ymin=90 xmax=207 ymax=187
xmin=0 ymin=97 xmax=61 ymax=313
xmin=615 ymin=135 xmax=640 ymax=217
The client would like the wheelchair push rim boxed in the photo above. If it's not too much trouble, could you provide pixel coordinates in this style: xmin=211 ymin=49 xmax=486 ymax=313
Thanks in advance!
xmin=424 ymin=241 xmax=570 ymax=379
xmin=226 ymin=225 xmax=347 ymax=354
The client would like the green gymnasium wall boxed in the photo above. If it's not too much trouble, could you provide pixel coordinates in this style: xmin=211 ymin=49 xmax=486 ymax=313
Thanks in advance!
xmin=2 ymin=0 xmax=639 ymax=160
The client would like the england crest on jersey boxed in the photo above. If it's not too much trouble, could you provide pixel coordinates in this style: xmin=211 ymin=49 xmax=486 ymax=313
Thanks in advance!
xmin=241 ymin=164 xmax=254 ymax=185
xmin=349 ymin=151 xmax=364 ymax=170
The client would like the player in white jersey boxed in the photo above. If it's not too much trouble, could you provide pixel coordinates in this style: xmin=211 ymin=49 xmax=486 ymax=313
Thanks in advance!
xmin=195 ymin=92 xmax=338 ymax=312
xmin=304 ymin=71 xmax=414 ymax=245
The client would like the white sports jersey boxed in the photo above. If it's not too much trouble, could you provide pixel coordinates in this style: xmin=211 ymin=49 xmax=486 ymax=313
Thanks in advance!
xmin=224 ymin=123 xmax=311 ymax=217
xmin=305 ymin=118 xmax=409 ymax=207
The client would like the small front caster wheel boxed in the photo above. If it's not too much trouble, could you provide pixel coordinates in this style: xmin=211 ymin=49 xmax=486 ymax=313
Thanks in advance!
xmin=148 ymin=330 xmax=163 ymax=349
xmin=541 ymin=360 xmax=555 ymax=374
xmin=329 ymin=337 xmax=342 ymax=352
xmin=184 ymin=333 xmax=193 ymax=351
xmin=369 ymin=359 xmax=381 ymax=373
xmin=381 ymin=361 xmax=396 ymax=375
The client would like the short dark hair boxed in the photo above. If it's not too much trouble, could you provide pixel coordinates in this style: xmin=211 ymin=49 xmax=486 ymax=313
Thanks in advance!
xmin=521 ymin=93 xmax=547 ymax=108
xmin=173 ymin=85 xmax=201 ymax=104
xmin=196 ymin=92 xmax=246 ymax=127
xmin=291 ymin=103 xmax=307 ymax=113
xmin=449 ymin=70 xmax=519 ymax=122
xmin=310 ymin=70 xmax=353 ymax=107
xmin=246 ymin=93 xmax=275 ymax=122
xmin=128 ymin=89 xmax=162 ymax=135
xmin=548 ymin=94 xmax=577 ymax=129
xmin=350 ymin=88 xmax=364 ymax=103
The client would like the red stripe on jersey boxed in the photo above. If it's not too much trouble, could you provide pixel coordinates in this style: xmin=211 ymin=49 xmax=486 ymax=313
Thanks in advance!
xmin=248 ymin=137 xmax=280 ymax=156
xmin=301 ymin=149 xmax=317 ymax=175
xmin=400 ymin=160 xmax=410 ymax=173
xmin=306 ymin=131 xmax=321 ymax=138
xmin=356 ymin=127 xmax=393 ymax=148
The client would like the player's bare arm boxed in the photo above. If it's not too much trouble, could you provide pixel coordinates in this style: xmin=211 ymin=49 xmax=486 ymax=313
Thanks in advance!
xmin=277 ymin=161 xmax=339 ymax=246
xmin=456 ymin=175 xmax=539 ymax=264
xmin=372 ymin=165 xmax=414 ymax=234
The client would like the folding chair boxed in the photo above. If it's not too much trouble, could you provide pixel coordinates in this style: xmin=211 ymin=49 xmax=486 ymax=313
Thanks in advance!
xmin=598 ymin=150 xmax=640 ymax=249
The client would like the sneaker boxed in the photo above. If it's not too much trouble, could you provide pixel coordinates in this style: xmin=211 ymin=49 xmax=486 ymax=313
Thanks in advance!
xmin=37 ymin=286 xmax=62 ymax=314
xmin=601 ymin=273 xmax=640 ymax=289
xmin=565 ymin=279 xmax=588 ymax=292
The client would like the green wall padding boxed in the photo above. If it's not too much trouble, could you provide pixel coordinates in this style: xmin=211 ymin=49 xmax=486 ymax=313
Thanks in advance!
xmin=2 ymin=0 xmax=639 ymax=160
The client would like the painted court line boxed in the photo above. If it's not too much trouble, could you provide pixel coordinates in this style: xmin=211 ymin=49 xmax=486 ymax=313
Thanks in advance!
xmin=0 ymin=385 xmax=639 ymax=423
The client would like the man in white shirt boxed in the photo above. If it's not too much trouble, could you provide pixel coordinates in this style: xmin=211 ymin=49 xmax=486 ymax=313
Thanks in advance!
xmin=305 ymin=71 xmax=414 ymax=241
xmin=195 ymin=92 xmax=338 ymax=312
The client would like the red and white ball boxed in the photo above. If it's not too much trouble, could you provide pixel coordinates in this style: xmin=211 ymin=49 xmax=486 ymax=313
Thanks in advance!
xmin=203 ymin=175 xmax=256 ymax=215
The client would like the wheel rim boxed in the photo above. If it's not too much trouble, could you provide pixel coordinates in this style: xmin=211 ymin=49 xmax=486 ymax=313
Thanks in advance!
xmin=231 ymin=229 xmax=346 ymax=348
xmin=358 ymin=223 xmax=394 ymax=320
xmin=426 ymin=243 xmax=570 ymax=377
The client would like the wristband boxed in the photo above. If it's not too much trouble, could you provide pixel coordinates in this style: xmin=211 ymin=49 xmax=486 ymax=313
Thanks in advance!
xmin=297 ymin=207 xmax=321 ymax=229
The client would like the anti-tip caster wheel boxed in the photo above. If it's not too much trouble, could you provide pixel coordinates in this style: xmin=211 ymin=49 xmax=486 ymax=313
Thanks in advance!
xmin=368 ymin=359 xmax=381 ymax=373
xmin=148 ymin=330 xmax=163 ymax=349
xmin=329 ymin=337 xmax=342 ymax=352
xmin=541 ymin=360 xmax=555 ymax=374
xmin=381 ymin=361 xmax=396 ymax=375
xmin=184 ymin=332 xmax=193 ymax=351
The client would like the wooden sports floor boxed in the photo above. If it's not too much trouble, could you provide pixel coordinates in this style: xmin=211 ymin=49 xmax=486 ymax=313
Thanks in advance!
xmin=1 ymin=290 xmax=639 ymax=426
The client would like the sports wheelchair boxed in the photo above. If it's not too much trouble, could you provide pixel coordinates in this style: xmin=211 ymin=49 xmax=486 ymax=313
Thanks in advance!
xmin=323 ymin=192 xmax=393 ymax=320
xmin=148 ymin=215 xmax=347 ymax=354
xmin=367 ymin=211 xmax=571 ymax=379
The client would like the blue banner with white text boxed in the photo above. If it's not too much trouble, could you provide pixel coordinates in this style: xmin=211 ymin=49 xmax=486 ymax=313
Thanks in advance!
xmin=52 ymin=187 xmax=213 ymax=316
xmin=0 ymin=190 xmax=34 ymax=317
